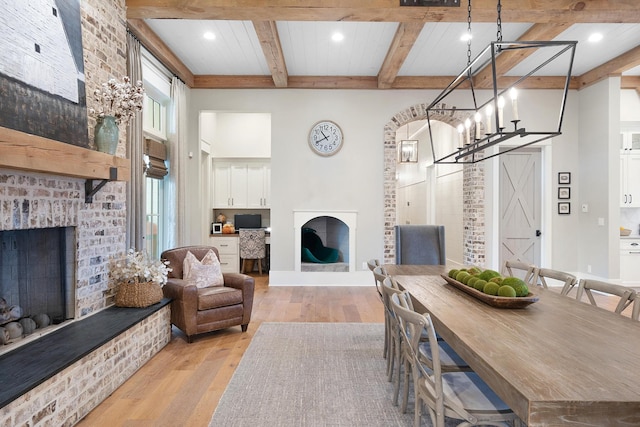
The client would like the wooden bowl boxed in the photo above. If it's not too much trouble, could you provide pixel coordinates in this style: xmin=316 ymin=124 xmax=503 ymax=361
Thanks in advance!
xmin=441 ymin=275 xmax=539 ymax=309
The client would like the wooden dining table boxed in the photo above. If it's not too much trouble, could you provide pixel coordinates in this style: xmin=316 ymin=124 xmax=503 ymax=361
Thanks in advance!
xmin=385 ymin=264 xmax=640 ymax=427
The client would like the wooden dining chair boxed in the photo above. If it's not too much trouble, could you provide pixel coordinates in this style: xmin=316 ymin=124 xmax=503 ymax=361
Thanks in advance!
xmin=502 ymin=259 xmax=537 ymax=285
xmin=534 ymin=268 xmax=577 ymax=296
xmin=391 ymin=291 xmax=470 ymax=414
xmin=389 ymin=291 xmax=518 ymax=427
xmin=372 ymin=266 xmax=388 ymax=359
xmin=576 ymin=278 xmax=638 ymax=319
xmin=380 ymin=277 xmax=404 ymax=406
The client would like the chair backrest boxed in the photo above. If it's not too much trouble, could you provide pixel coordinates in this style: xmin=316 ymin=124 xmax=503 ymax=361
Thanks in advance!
xmin=239 ymin=228 xmax=266 ymax=258
xmin=372 ymin=266 xmax=387 ymax=299
xmin=366 ymin=259 xmax=380 ymax=272
xmin=534 ymin=268 xmax=577 ymax=295
xmin=389 ymin=292 xmax=446 ymax=422
xmin=576 ymin=278 xmax=638 ymax=319
xmin=502 ymin=259 xmax=537 ymax=285
xmin=161 ymin=246 xmax=221 ymax=279
xmin=380 ymin=276 xmax=402 ymax=317
xmin=395 ymin=225 xmax=445 ymax=265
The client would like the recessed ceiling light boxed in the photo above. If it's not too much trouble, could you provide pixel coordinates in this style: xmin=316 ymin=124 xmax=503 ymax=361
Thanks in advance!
xmin=203 ymin=31 xmax=216 ymax=40
xmin=460 ymin=32 xmax=472 ymax=42
xmin=332 ymin=32 xmax=344 ymax=42
xmin=588 ymin=33 xmax=603 ymax=43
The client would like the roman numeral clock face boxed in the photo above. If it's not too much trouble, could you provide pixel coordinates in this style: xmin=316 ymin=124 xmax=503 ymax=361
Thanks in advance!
xmin=308 ymin=120 xmax=343 ymax=156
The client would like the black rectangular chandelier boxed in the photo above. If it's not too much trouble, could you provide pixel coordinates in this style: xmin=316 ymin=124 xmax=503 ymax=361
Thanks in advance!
xmin=426 ymin=39 xmax=577 ymax=164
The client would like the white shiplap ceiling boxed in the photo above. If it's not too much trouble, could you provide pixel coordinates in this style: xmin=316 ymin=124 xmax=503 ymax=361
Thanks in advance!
xmin=131 ymin=2 xmax=640 ymax=89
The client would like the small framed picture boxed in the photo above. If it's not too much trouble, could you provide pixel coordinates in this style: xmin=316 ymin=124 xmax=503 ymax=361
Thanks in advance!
xmin=399 ymin=140 xmax=418 ymax=163
xmin=558 ymin=202 xmax=571 ymax=215
xmin=212 ymin=223 xmax=223 ymax=234
xmin=558 ymin=187 xmax=571 ymax=199
xmin=558 ymin=172 xmax=571 ymax=184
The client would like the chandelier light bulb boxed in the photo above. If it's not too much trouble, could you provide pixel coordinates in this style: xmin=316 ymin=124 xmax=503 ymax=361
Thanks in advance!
xmin=510 ymin=88 xmax=519 ymax=121
xmin=497 ymin=96 xmax=505 ymax=129
xmin=485 ymin=104 xmax=493 ymax=133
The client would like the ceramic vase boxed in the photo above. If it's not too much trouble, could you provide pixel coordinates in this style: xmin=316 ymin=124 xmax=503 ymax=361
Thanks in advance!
xmin=94 ymin=115 xmax=119 ymax=155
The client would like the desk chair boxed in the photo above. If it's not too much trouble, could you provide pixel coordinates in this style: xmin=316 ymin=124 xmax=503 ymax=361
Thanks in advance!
xmin=576 ymin=279 xmax=638 ymax=319
xmin=395 ymin=225 xmax=445 ymax=265
xmin=239 ymin=229 xmax=266 ymax=274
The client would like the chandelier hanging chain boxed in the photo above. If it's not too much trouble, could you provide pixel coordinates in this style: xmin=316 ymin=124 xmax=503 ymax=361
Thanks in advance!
xmin=496 ymin=0 xmax=502 ymax=43
xmin=466 ymin=0 xmax=472 ymax=66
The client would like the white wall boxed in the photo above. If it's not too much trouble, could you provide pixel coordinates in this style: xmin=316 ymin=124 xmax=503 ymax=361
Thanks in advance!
xmin=577 ymin=77 xmax=620 ymax=278
xmin=201 ymin=112 xmax=271 ymax=158
xmin=184 ymin=87 xmax=597 ymax=285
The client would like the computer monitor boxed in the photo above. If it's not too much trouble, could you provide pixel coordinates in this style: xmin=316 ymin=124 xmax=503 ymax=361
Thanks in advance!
xmin=234 ymin=214 xmax=262 ymax=230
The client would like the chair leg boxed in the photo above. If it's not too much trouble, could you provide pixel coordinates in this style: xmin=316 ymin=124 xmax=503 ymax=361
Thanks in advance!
xmin=241 ymin=324 xmax=248 ymax=332
xmin=241 ymin=258 xmax=246 ymax=274
xmin=401 ymin=359 xmax=410 ymax=413
xmin=258 ymin=258 xmax=262 ymax=275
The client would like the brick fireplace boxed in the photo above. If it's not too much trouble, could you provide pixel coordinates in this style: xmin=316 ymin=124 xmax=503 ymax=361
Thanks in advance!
xmin=0 ymin=169 xmax=170 ymax=426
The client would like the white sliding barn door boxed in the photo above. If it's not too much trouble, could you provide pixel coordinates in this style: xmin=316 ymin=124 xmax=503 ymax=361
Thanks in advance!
xmin=499 ymin=149 xmax=542 ymax=268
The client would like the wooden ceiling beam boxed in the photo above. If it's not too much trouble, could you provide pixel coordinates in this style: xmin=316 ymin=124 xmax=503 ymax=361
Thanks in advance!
xmin=125 ymin=0 xmax=640 ymax=23
xmin=578 ymin=44 xmax=640 ymax=89
xmin=253 ymin=21 xmax=289 ymax=87
xmin=621 ymin=76 xmax=640 ymax=90
xmin=378 ymin=22 xmax=424 ymax=89
xmin=473 ymin=23 xmax=571 ymax=89
xmin=190 ymin=75 xmax=578 ymax=90
xmin=127 ymin=19 xmax=195 ymax=87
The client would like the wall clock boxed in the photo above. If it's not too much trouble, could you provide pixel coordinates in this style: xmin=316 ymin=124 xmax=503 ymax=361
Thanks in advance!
xmin=308 ymin=120 xmax=343 ymax=157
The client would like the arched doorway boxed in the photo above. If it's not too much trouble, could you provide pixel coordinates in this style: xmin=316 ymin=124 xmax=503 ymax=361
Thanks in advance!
xmin=383 ymin=103 xmax=486 ymax=266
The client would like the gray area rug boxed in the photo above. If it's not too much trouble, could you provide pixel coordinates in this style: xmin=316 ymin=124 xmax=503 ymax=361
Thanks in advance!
xmin=209 ymin=322 xmax=450 ymax=427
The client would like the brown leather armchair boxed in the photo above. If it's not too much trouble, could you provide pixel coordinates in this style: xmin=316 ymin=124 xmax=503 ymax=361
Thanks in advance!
xmin=161 ymin=246 xmax=255 ymax=342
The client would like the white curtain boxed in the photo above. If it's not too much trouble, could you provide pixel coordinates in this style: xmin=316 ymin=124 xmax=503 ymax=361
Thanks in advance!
xmin=165 ymin=77 xmax=188 ymax=248
xmin=126 ymin=32 xmax=145 ymax=251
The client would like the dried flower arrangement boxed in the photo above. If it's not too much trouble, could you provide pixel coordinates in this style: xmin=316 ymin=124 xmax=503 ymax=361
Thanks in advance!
xmin=108 ymin=249 xmax=171 ymax=286
xmin=89 ymin=76 xmax=144 ymax=125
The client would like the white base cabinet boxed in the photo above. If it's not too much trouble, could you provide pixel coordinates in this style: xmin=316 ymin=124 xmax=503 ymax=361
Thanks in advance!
xmin=211 ymin=236 xmax=239 ymax=273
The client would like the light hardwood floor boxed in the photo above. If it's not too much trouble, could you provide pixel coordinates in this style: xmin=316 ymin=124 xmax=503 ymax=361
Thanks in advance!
xmin=76 ymin=274 xmax=384 ymax=427
xmin=76 ymin=274 xmax=636 ymax=427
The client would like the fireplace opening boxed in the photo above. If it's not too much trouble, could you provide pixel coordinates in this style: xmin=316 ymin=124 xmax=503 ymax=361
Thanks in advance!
xmin=0 ymin=227 xmax=76 ymax=350
xmin=301 ymin=216 xmax=349 ymax=272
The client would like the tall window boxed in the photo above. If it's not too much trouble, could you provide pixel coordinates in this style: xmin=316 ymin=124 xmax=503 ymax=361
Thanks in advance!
xmin=145 ymin=177 xmax=163 ymax=259
xmin=142 ymin=50 xmax=171 ymax=258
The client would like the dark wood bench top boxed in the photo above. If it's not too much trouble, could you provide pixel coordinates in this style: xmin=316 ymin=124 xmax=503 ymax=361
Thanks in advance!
xmin=0 ymin=299 xmax=171 ymax=408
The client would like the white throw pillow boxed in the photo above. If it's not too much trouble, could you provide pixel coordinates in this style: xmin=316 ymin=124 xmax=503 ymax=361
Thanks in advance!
xmin=183 ymin=250 xmax=224 ymax=288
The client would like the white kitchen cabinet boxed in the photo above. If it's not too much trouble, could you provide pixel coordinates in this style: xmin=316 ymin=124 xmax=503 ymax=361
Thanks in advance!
xmin=620 ymin=238 xmax=640 ymax=282
xmin=211 ymin=236 xmax=239 ymax=273
xmin=620 ymin=154 xmax=640 ymax=207
xmin=247 ymin=163 xmax=270 ymax=208
xmin=620 ymin=132 xmax=640 ymax=152
xmin=213 ymin=161 xmax=270 ymax=209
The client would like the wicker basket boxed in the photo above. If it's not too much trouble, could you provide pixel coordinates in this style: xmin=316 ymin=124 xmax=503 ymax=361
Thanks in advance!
xmin=115 ymin=281 xmax=163 ymax=308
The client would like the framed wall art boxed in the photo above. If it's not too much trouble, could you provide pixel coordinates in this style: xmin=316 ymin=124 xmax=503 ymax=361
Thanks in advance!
xmin=558 ymin=187 xmax=571 ymax=199
xmin=558 ymin=172 xmax=571 ymax=185
xmin=558 ymin=202 xmax=571 ymax=215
